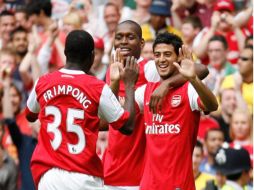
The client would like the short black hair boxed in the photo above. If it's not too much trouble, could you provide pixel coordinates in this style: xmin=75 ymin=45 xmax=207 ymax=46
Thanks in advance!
xmin=209 ymin=35 xmax=228 ymax=50
xmin=118 ymin=20 xmax=142 ymax=39
xmin=10 ymin=26 xmax=28 ymax=41
xmin=64 ymin=30 xmax=94 ymax=70
xmin=153 ymin=32 xmax=183 ymax=56
xmin=0 ymin=10 xmax=14 ymax=18
xmin=27 ymin=0 xmax=52 ymax=17
xmin=195 ymin=140 xmax=203 ymax=153
xmin=39 ymin=0 xmax=52 ymax=17
xmin=27 ymin=1 xmax=41 ymax=17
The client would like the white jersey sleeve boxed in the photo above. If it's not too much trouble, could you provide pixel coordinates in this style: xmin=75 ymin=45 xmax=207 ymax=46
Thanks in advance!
xmin=27 ymin=80 xmax=40 ymax=113
xmin=187 ymin=83 xmax=202 ymax=111
xmin=98 ymin=84 xmax=125 ymax=123
xmin=144 ymin=60 xmax=160 ymax=82
xmin=135 ymin=84 xmax=146 ymax=113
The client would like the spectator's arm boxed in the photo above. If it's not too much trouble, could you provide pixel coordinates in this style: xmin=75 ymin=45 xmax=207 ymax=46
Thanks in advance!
xmin=234 ymin=7 xmax=253 ymax=28
xmin=2 ymin=75 xmax=23 ymax=147
xmin=55 ymin=37 xmax=66 ymax=64
xmin=234 ymin=74 xmax=248 ymax=110
xmin=19 ymin=39 xmax=41 ymax=88
xmin=193 ymin=12 xmax=220 ymax=58
xmin=227 ymin=14 xmax=246 ymax=51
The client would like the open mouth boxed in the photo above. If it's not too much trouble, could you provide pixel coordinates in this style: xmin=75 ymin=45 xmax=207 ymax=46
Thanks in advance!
xmin=119 ymin=47 xmax=131 ymax=55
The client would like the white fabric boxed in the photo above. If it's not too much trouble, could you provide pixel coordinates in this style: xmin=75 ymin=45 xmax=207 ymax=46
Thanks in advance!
xmin=27 ymin=80 xmax=40 ymax=113
xmin=38 ymin=168 xmax=104 ymax=190
xmin=37 ymin=40 xmax=52 ymax=74
xmin=187 ymin=83 xmax=201 ymax=111
xmin=98 ymin=84 xmax=124 ymax=123
xmin=134 ymin=84 xmax=147 ymax=113
xmin=143 ymin=60 xmax=160 ymax=82
xmin=104 ymin=185 xmax=139 ymax=190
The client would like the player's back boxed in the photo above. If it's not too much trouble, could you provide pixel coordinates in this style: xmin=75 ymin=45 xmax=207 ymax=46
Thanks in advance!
xmin=30 ymin=68 xmax=105 ymax=186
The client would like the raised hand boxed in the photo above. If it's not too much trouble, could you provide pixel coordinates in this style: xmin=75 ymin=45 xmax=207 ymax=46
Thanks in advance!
xmin=122 ymin=56 xmax=139 ymax=86
xmin=173 ymin=45 xmax=196 ymax=80
xmin=110 ymin=48 xmax=124 ymax=83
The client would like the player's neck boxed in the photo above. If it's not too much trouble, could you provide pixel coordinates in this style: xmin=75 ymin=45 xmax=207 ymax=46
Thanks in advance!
xmin=65 ymin=63 xmax=84 ymax=72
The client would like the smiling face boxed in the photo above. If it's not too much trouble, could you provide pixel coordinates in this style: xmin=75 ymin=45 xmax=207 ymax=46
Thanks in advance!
xmin=153 ymin=43 xmax=179 ymax=80
xmin=114 ymin=22 xmax=144 ymax=60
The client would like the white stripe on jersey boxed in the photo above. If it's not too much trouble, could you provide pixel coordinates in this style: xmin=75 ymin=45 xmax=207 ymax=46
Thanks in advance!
xmin=98 ymin=84 xmax=125 ymax=123
xmin=134 ymin=84 xmax=147 ymax=113
xmin=143 ymin=60 xmax=160 ymax=82
xmin=187 ymin=83 xmax=201 ymax=111
xmin=27 ymin=80 xmax=40 ymax=113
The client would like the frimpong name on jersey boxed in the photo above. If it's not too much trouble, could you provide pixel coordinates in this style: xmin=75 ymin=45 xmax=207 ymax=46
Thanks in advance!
xmin=145 ymin=114 xmax=180 ymax=135
xmin=43 ymin=84 xmax=92 ymax=109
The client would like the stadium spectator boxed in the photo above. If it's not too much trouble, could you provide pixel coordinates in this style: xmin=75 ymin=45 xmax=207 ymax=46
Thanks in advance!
xmin=229 ymin=109 xmax=253 ymax=164
xmin=193 ymin=140 xmax=215 ymax=190
xmin=134 ymin=33 xmax=218 ymax=190
xmin=141 ymin=40 xmax=154 ymax=60
xmin=170 ymin=0 xmax=216 ymax=28
xmin=200 ymin=128 xmax=224 ymax=175
xmin=213 ymin=88 xmax=237 ymax=142
xmin=90 ymin=36 xmax=107 ymax=80
xmin=0 ymin=10 xmax=16 ymax=49
xmin=0 ymin=120 xmax=18 ymax=190
xmin=214 ymin=147 xmax=252 ymax=189
xmin=193 ymin=0 xmax=246 ymax=64
xmin=221 ymin=45 xmax=253 ymax=113
xmin=181 ymin=16 xmax=203 ymax=50
xmin=141 ymin=0 xmax=182 ymax=41
xmin=132 ymin=0 xmax=151 ymax=25
xmin=26 ymin=30 xmax=139 ymax=189
xmin=204 ymin=35 xmax=236 ymax=94
xmin=14 ymin=7 xmax=29 ymax=30
xmin=8 ymin=26 xmax=40 ymax=110
xmin=2 ymin=78 xmax=37 ymax=190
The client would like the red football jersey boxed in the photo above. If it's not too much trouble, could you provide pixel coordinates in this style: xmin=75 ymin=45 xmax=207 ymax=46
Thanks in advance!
xmin=26 ymin=68 xmax=129 ymax=187
xmin=135 ymin=82 xmax=202 ymax=190
xmin=103 ymin=58 xmax=160 ymax=186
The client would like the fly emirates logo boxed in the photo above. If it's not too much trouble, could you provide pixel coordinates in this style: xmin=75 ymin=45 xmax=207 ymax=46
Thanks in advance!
xmin=145 ymin=114 xmax=180 ymax=135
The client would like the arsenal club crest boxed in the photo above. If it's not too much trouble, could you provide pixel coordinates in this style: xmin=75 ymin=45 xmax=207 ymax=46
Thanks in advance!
xmin=171 ymin=95 xmax=181 ymax=107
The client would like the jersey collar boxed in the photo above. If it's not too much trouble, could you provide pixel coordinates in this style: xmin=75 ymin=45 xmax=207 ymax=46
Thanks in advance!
xmin=59 ymin=68 xmax=86 ymax=75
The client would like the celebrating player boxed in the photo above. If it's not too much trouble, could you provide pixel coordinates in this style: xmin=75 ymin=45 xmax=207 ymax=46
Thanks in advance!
xmin=25 ymin=30 xmax=139 ymax=190
xmin=104 ymin=20 xmax=209 ymax=190
xmin=134 ymin=32 xmax=218 ymax=190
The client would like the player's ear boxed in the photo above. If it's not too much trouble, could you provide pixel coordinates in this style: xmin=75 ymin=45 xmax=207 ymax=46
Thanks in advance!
xmin=140 ymin=38 xmax=145 ymax=50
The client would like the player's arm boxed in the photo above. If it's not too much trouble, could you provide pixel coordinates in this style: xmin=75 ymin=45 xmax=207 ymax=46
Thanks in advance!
xmin=25 ymin=80 xmax=40 ymax=122
xmin=149 ymin=62 xmax=209 ymax=113
xmin=174 ymin=46 xmax=218 ymax=112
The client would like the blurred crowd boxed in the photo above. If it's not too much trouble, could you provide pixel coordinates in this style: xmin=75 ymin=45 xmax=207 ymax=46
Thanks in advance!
xmin=0 ymin=0 xmax=252 ymax=190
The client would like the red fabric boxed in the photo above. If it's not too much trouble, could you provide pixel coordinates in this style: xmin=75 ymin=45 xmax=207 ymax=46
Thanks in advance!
xmin=29 ymin=71 xmax=123 ymax=187
xmin=198 ymin=116 xmax=220 ymax=141
xmin=103 ymin=59 xmax=149 ymax=186
xmin=16 ymin=109 xmax=33 ymax=136
xmin=140 ymin=82 xmax=200 ymax=190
